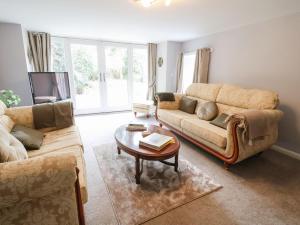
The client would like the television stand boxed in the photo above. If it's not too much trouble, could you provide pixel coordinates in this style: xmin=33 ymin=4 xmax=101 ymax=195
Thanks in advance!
xmin=34 ymin=96 xmax=57 ymax=104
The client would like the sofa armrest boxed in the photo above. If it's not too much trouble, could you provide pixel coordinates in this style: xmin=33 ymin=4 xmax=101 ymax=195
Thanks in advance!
xmin=156 ymin=93 xmax=184 ymax=110
xmin=227 ymin=109 xmax=283 ymax=140
xmin=225 ymin=109 xmax=283 ymax=162
xmin=262 ymin=109 xmax=283 ymax=122
xmin=0 ymin=153 xmax=78 ymax=209
xmin=5 ymin=106 xmax=34 ymax=128
xmin=228 ymin=109 xmax=283 ymax=129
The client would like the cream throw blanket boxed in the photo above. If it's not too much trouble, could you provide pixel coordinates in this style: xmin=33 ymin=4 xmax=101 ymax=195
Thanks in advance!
xmin=228 ymin=110 xmax=280 ymax=145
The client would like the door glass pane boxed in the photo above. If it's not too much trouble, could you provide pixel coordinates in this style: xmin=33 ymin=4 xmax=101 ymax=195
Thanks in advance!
xmin=51 ymin=38 xmax=67 ymax=72
xmin=182 ymin=53 xmax=196 ymax=93
xmin=133 ymin=48 xmax=148 ymax=102
xmin=70 ymin=44 xmax=100 ymax=110
xmin=105 ymin=47 xmax=129 ymax=107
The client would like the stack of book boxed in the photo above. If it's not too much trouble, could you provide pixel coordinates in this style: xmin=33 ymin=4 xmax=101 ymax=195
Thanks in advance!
xmin=139 ymin=132 xmax=175 ymax=151
xmin=126 ymin=123 xmax=147 ymax=131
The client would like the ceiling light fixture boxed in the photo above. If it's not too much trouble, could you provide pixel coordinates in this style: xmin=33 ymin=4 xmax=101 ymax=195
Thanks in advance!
xmin=135 ymin=0 xmax=172 ymax=8
xmin=164 ymin=0 xmax=172 ymax=6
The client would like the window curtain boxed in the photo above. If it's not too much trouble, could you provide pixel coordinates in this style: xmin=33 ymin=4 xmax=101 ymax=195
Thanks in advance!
xmin=147 ymin=43 xmax=157 ymax=102
xmin=28 ymin=31 xmax=51 ymax=72
xmin=193 ymin=48 xmax=211 ymax=83
xmin=175 ymin=52 xmax=183 ymax=93
xmin=51 ymin=72 xmax=68 ymax=100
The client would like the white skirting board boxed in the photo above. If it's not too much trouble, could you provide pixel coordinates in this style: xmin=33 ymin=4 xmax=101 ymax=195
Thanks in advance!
xmin=271 ymin=145 xmax=300 ymax=160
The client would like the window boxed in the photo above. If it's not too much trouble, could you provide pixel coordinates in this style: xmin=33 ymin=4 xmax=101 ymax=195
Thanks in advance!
xmin=51 ymin=37 xmax=67 ymax=72
xmin=182 ymin=52 xmax=196 ymax=93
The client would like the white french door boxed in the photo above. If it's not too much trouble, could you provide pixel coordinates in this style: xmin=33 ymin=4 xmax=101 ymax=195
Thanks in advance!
xmin=64 ymin=39 xmax=147 ymax=115
xmin=102 ymin=43 xmax=131 ymax=112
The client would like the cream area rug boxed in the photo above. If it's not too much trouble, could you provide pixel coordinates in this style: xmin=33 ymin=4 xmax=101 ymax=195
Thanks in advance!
xmin=94 ymin=144 xmax=222 ymax=225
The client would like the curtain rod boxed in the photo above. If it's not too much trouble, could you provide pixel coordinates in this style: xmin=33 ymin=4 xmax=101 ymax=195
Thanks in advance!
xmin=51 ymin=35 xmax=147 ymax=46
xmin=184 ymin=48 xmax=213 ymax=54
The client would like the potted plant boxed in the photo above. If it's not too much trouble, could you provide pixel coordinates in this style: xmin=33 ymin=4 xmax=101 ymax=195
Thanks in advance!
xmin=0 ymin=90 xmax=21 ymax=108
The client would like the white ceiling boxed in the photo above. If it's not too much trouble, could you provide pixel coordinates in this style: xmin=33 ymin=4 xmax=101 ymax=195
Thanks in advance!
xmin=0 ymin=0 xmax=300 ymax=43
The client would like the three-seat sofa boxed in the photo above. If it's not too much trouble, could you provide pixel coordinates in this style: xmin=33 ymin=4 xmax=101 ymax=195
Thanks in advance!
xmin=0 ymin=100 xmax=87 ymax=225
xmin=156 ymin=83 xmax=283 ymax=167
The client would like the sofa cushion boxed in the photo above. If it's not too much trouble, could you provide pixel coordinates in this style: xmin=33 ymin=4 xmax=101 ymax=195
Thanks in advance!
xmin=0 ymin=125 xmax=28 ymax=162
xmin=0 ymin=115 xmax=15 ymax=132
xmin=5 ymin=106 xmax=34 ymax=128
xmin=11 ymin=125 xmax=44 ymax=150
xmin=28 ymin=126 xmax=83 ymax=157
xmin=197 ymin=101 xmax=218 ymax=121
xmin=179 ymin=96 xmax=198 ymax=114
xmin=157 ymin=94 xmax=183 ymax=110
xmin=186 ymin=83 xmax=222 ymax=101
xmin=216 ymin=103 xmax=247 ymax=115
xmin=216 ymin=84 xmax=279 ymax=110
xmin=42 ymin=125 xmax=79 ymax=139
xmin=210 ymin=113 xmax=230 ymax=130
xmin=183 ymin=96 xmax=208 ymax=113
xmin=157 ymin=109 xmax=197 ymax=129
xmin=181 ymin=118 xmax=227 ymax=148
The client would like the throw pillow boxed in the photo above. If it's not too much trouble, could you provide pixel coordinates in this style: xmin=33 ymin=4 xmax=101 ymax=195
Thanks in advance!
xmin=0 ymin=125 xmax=28 ymax=163
xmin=156 ymin=92 xmax=175 ymax=102
xmin=210 ymin=113 xmax=230 ymax=129
xmin=11 ymin=125 xmax=44 ymax=150
xmin=197 ymin=102 xmax=218 ymax=121
xmin=179 ymin=96 xmax=198 ymax=114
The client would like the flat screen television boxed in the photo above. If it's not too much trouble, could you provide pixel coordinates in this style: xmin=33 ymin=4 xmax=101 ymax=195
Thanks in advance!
xmin=28 ymin=72 xmax=71 ymax=104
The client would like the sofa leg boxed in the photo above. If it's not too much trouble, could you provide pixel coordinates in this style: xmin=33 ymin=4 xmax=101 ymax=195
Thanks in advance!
xmin=223 ymin=162 xmax=230 ymax=170
xmin=159 ymin=123 xmax=163 ymax=127
xmin=134 ymin=112 xmax=137 ymax=117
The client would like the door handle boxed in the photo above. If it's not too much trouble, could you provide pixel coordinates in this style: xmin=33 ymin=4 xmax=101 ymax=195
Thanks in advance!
xmin=103 ymin=72 xmax=106 ymax=82
xmin=99 ymin=72 xmax=103 ymax=82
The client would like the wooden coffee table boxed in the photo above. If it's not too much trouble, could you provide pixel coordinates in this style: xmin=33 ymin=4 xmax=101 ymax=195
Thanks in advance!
xmin=114 ymin=125 xmax=180 ymax=184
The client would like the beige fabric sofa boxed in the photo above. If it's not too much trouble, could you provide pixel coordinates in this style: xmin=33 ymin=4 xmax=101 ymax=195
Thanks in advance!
xmin=0 ymin=101 xmax=87 ymax=225
xmin=156 ymin=83 xmax=283 ymax=166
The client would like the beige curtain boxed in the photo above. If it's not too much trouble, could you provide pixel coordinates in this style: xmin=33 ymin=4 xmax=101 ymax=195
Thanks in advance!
xmin=175 ymin=52 xmax=183 ymax=93
xmin=28 ymin=31 xmax=51 ymax=72
xmin=193 ymin=48 xmax=211 ymax=83
xmin=147 ymin=43 xmax=157 ymax=101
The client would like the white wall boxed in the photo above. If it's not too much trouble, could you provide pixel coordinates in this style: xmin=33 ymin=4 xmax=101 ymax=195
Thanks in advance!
xmin=0 ymin=22 xmax=32 ymax=105
xmin=182 ymin=12 xmax=300 ymax=153
xmin=156 ymin=41 xmax=182 ymax=92
xmin=166 ymin=42 xmax=182 ymax=91
xmin=156 ymin=42 xmax=168 ymax=92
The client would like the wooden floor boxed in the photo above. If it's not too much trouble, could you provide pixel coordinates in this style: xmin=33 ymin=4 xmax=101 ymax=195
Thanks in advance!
xmin=76 ymin=112 xmax=300 ymax=225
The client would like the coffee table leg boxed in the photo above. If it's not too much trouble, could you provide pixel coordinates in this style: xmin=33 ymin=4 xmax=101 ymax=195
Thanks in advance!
xmin=175 ymin=154 xmax=178 ymax=172
xmin=135 ymin=156 xmax=141 ymax=184
xmin=117 ymin=146 xmax=121 ymax=155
